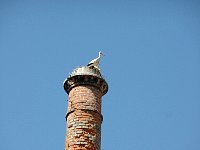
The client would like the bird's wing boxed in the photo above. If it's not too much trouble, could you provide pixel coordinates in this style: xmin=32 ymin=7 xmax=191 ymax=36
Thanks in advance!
xmin=87 ymin=59 xmax=100 ymax=67
xmin=88 ymin=58 xmax=98 ymax=64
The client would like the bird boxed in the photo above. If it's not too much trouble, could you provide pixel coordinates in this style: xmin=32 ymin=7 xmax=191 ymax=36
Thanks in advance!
xmin=87 ymin=51 xmax=104 ymax=69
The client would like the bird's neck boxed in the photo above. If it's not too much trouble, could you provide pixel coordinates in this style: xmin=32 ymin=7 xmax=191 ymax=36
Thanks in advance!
xmin=99 ymin=53 xmax=102 ymax=58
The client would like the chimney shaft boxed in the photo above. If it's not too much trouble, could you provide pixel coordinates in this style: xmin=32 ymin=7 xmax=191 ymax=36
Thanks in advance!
xmin=63 ymin=66 xmax=108 ymax=150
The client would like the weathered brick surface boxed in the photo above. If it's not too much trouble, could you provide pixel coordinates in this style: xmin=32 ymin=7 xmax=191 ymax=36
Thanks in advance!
xmin=68 ymin=86 xmax=102 ymax=113
xmin=65 ymin=85 xmax=103 ymax=150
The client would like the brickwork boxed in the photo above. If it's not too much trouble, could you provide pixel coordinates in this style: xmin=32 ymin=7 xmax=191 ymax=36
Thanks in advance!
xmin=68 ymin=86 xmax=102 ymax=114
xmin=65 ymin=86 xmax=102 ymax=150
xmin=63 ymin=66 xmax=108 ymax=150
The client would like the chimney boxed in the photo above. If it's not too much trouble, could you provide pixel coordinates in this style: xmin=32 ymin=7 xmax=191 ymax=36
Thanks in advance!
xmin=63 ymin=66 xmax=108 ymax=150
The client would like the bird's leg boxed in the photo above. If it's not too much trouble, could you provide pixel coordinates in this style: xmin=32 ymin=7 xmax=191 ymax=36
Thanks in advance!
xmin=88 ymin=66 xmax=94 ymax=69
xmin=94 ymin=66 xmax=101 ymax=71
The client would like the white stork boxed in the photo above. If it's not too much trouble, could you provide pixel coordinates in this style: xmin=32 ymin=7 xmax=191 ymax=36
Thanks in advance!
xmin=87 ymin=51 xmax=104 ymax=69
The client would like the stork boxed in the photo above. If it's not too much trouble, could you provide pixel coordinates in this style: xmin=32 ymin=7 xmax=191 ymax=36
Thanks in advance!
xmin=87 ymin=51 xmax=104 ymax=69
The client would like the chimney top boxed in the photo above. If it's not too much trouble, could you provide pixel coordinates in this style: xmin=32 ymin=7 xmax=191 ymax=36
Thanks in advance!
xmin=63 ymin=66 xmax=108 ymax=95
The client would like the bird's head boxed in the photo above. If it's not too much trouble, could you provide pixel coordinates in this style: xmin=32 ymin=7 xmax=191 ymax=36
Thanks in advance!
xmin=99 ymin=51 xmax=104 ymax=57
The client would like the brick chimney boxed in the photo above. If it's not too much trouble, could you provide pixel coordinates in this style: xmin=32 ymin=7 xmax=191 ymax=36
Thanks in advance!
xmin=63 ymin=66 xmax=108 ymax=150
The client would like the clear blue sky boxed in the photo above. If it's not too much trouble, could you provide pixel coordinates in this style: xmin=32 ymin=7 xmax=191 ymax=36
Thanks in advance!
xmin=0 ymin=0 xmax=200 ymax=150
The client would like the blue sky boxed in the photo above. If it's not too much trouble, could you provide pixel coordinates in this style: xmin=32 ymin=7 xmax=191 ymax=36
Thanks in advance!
xmin=0 ymin=0 xmax=200 ymax=150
